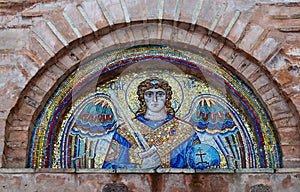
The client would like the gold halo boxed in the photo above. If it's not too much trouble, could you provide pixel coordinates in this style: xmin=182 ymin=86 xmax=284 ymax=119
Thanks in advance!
xmin=124 ymin=71 xmax=184 ymax=115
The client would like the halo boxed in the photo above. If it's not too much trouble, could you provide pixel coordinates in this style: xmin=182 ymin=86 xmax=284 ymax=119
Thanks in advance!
xmin=124 ymin=71 xmax=184 ymax=115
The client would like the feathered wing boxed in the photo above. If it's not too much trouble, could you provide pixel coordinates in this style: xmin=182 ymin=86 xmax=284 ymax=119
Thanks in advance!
xmin=57 ymin=93 xmax=119 ymax=169
xmin=184 ymin=94 xmax=258 ymax=169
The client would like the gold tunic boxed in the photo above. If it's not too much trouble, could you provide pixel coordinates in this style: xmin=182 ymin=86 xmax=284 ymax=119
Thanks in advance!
xmin=115 ymin=117 xmax=195 ymax=168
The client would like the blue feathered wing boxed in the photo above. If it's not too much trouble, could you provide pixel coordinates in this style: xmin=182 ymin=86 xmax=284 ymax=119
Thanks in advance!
xmin=184 ymin=94 xmax=257 ymax=169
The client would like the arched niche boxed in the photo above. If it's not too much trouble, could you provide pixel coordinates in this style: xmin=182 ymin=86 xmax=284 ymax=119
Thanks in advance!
xmin=27 ymin=44 xmax=281 ymax=170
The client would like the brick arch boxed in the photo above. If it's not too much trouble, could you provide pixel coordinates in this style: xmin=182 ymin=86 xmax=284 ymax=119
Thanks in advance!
xmin=3 ymin=1 xmax=299 ymax=168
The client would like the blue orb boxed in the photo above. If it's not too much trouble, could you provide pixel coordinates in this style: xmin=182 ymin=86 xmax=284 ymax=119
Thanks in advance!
xmin=187 ymin=143 xmax=221 ymax=170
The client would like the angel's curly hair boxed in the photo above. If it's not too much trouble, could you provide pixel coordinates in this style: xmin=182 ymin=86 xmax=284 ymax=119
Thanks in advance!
xmin=135 ymin=77 xmax=175 ymax=117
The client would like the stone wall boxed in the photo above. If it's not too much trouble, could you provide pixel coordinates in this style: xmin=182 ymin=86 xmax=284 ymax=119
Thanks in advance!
xmin=0 ymin=169 xmax=300 ymax=191
xmin=0 ymin=0 xmax=300 ymax=190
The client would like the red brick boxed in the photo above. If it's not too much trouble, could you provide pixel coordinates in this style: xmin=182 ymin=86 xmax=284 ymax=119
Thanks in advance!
xmin=277 ymin=127 xmax=300 ymax=143
xmin=45 ymin=12 xmax=78 ymax=43
xmin=63 ymin=4 xmax=93 ymax=37
xmin=7 ymin=131 xmax=28 ymax=142
xmin=81 ymin=0 xmax=109 ymax=28
xmin=28 ymin=35 xmax=53 ymax=64
xmin=281 ymin=145 xmax=300 ymax=158
xmin=274 ymin=70 xmax=294 ymax=86
xmin=32 ymin=21 xmax=64 ymax=54
xmin=5 ymin=147 xmax=27 ymax=159
xmin=4 ymin=158 xmax=27 ymax=168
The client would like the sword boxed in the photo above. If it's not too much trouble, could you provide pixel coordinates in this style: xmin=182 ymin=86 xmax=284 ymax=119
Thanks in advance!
xmin=108 ymin=90 xmax=157 ymax=157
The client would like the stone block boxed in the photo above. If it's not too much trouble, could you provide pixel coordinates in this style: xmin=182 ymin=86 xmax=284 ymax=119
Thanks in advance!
xmin=161 ymin=24 xmax=173 ymax=42
xmin=145 ymin=0 xmax=161 ymax=20
xmin=196 ymin=0 xmax=219 ymax=30
xmin=0 ymin=29 xmax=30 ymax=50
xmin=252 ymin=74 xmax=271 ymax=91
xmin=45 ymin=64 xmax=65 ymax=81
xmin=180 ymin=0 xmax=199 ymax=23
xmin=238 ymin=24 xmax=264 ymax=53
xmin=253 ymin=37 xmax=280 ymax=62
xmin=174 ymin=27 xmax=188 ymax=44
xmin=218 ymin=44 xmax=235 ymax=64
xmin=77 ymin=174 xmax=116 ymax=190
xmin=260 ymin=87 xmax=282 ymax=106
xmin=189 ymin=32 xmax=204 ymax=48
xmin=242 ymin=62 xmax=259 ymax=79
xmin=124 ymin=0 xmax=145 ymax=22
xmin=229 ymin=54 xmax=246 ymax=71
xmin=205 ymin=37 xmax=223 ymax=55
xmin=269 ymin=100 xmax=292 ymax=118
xmin=58 ymin=54 xmax=79 ymax=71
xmin=34 ymin=73 xmax=56 ymax=93
xmin=163 ymin=0 xmax=177 ymax=20
xmin=76 ymin=169 xmax=115 ymax=174
xmin=146 ymin=23 xmax=158 ymax=41
xmin=274 ymin=116 xmax=299 ymax=128
xmin=0 ymin=119 xmax=6 ymax=137
xmin=15 ymin=101 xmax=36 ymax=117
xmin=99 ymin=33 xmax=117 ymax=50
xmin=115 ymin=28 xmax=131 ymax=44
xmin=226 ymin=14 xmax=249 ymax=43
xmin=34 ymin=173 xmax=76 ymax=191
xmin=25 ymin=85 xmax=46 ymax=104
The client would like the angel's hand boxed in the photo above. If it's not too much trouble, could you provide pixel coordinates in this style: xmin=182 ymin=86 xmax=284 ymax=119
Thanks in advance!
xmin=140 ymin=151 xmax=161 ymax=169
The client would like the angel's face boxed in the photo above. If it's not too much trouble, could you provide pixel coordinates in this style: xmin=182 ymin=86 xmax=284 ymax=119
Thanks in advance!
xmin=144 ymin=88 xmax=166 ymax=113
